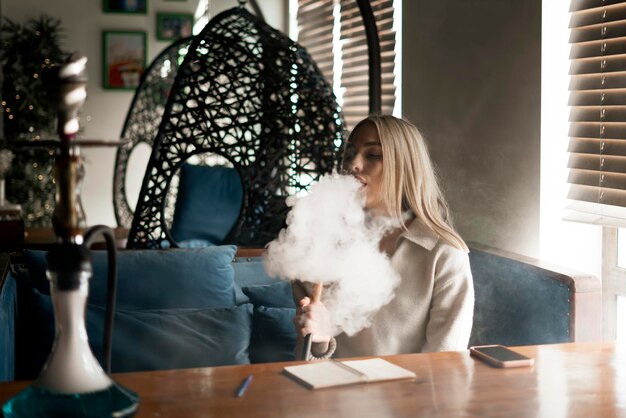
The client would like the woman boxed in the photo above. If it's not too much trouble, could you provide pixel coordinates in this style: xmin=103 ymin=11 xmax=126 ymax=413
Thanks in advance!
xmin=293 ymin=115 xmax=474 ymax=359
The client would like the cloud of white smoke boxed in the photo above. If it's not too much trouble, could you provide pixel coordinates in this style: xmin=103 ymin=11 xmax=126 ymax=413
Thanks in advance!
xmin=264 ymin=173 xmax=401 ymax=336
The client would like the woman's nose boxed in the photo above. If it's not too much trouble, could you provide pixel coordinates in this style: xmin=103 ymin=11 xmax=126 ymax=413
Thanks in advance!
xmin=351 ymin=155 xmax=362 ymax=174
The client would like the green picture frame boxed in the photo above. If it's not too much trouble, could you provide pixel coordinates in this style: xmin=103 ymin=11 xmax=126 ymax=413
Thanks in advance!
xmin=102 ymin=0 xmax=147 ymax=14
xmin=156 ymin=13 xmax=194 ymax=41
xmin=102 ymin=31 xmax=147 ymax=90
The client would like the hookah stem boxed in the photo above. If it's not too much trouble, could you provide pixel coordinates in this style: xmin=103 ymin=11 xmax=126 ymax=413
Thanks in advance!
xmin=54 ymin=139 xmax=80 ymax=241
xmin=301 ymin=282 xmax=323 ymax=361
xmin=84 ymin=225 xmax=118 ymax=374
xmin=49 ymin=55 xmax=121 ymax=373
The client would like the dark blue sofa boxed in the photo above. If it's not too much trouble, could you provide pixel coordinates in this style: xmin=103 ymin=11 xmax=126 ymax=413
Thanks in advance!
xmin=0 ymin=244 xmax=601 ymax=382
xmin=467 ymin=243 xmax=601 ymax=346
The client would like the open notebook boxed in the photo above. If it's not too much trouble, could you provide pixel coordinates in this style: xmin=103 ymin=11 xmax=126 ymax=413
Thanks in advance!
xmin=283 ymin=358 xmax=416 ymax=390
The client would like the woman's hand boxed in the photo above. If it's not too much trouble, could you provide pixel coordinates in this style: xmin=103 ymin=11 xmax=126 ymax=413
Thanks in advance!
xmin=294 ymin=296 xmax=333 ymax=354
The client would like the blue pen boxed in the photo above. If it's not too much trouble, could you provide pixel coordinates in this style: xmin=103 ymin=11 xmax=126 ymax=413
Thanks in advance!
xmin=236 ymin=374 xmax=253 ymax=398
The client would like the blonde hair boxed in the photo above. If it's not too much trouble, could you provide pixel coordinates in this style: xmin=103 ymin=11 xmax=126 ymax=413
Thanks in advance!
xmin=347 ymin=115 xmax=468 ymax=252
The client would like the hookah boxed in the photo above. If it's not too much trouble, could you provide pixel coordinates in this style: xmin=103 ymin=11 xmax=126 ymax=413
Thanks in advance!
xmin=2 ymin=55 xmax=139 ymax=417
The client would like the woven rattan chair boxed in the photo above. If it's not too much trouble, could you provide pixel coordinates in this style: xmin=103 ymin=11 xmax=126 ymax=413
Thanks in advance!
xmin=121 ymin=2 xmax=382 ymax=249
xmin=113 ymin=37 xmax=192 ymax=229
xmin=124 ymin=7 xmax=344 ymax=249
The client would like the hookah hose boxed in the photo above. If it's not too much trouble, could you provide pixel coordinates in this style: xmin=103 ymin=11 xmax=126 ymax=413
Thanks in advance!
xmin=83 ymin=225 xmax=118 ymax=374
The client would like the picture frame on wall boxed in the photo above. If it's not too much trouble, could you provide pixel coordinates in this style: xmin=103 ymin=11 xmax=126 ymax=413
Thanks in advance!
xmin=103 ymin=0 xmax=147 ymax=14
xmin=102 ymin=31 xmax=147 ymax=90
xmin=156 ymin=13 xmax=194 ymax=41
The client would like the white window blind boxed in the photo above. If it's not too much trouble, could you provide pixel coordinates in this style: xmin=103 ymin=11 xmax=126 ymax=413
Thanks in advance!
xmin=339 ymin=0 xmax=395 ymax=129
xmin=567 ymin=0 xmax=626 ymax=226
xmin=296 ymin=0 xmax=336 ymax=86
xmin=296 ymin=0 xmax=397 ymax=130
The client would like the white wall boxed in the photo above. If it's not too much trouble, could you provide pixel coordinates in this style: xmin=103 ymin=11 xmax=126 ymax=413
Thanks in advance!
xmin=4 ymin=0 xmax=286 ymax=227
xmin=403 ymin=0 xmax=541 ymax=258
xmin=401 ymin=0 xmax=601 ymax=275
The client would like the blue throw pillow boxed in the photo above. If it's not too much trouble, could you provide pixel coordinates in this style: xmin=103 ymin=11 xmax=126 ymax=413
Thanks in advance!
xmin=21 ymin=289 xmax=253 ymax=376
xmin=241 ymin=281 xmax=296 ymax=309
xmin=0 ymin=270 xmax=17 ymax=382
xmin=232 ymin=256 xmax=278 ymax=287
xmin=23 ymin=245 xmax=238 ymax=310
xmin=87 ymin=303 xmax=253 ymax=372
xmin=249 ymin=306 xmax=296 ymax=363
xmin=170 ymin=163 xmax=243 ymax=245
xmin=241 ymin=282 xmax=297 ymax=363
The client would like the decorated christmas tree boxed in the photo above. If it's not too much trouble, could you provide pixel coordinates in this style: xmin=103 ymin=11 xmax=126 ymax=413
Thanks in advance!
xmin=0 ymin=16 xmax=69 ymax=227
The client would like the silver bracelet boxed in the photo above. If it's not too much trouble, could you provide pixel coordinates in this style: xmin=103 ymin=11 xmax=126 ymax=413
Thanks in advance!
xmin=309 ymin=337 xmax=337 ymax=360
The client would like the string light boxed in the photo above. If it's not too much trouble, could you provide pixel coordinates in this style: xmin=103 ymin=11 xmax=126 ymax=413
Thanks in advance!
xmin=2 ymin=18 xmax=68 ymax=227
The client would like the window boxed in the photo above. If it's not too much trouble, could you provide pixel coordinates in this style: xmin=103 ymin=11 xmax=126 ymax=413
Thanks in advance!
xmin=567 ymin=1 xmax=626 ymax=225
xmin=293 ymin=0 xmax=400 ymax=129
xmin=568 ymin=0 xmax=626 ymax=340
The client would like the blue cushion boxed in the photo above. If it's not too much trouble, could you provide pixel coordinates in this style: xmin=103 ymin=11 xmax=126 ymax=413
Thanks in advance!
xmin=233 ymin=258 xmax=283 ymax=304
xmin=469 ymin=249 xmax=571 ymax=346
xmin=233 ymin=256 xmax=278 ymax=288
xmin=0 ymin=271 xmax=17 ymax=382
xmin=170 ymin=163 xmax=243 ymax=245
xmin=249 ymin=306 xmax=296 ymax=363
xmin=178 ymin=239 xmax=213 ymax=248
xmin=241 ymin=281 xmax=297 ymax=363
xmin=22 ymin=289 xmax=253 ymax=375
xmin=23 ymin=245 xmax=238 ymax=310
xmin=241 ymin=281 xmax=296 ymax=309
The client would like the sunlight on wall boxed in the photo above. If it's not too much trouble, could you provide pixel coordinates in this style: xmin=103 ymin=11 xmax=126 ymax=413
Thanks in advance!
xmin=289 ymin=0 xmax=298 ymax=40
xmin=540 ymin=1 xmax=602 ymax=277
xmin=193 ymin=0 xmax=209 ymax=34
xmin=332 ymin=0 xmax=345 ymax=108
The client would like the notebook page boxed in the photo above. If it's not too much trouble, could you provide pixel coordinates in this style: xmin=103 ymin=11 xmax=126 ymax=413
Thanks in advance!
xmin=283 ymin=361 xmax=365 ymax=389
xmin=342 ymin=358 xmax=416 ymax=382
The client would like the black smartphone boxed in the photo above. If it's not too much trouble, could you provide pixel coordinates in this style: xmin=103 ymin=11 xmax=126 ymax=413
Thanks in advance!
xmin=469 ymin=345 xmax=534 ymax=368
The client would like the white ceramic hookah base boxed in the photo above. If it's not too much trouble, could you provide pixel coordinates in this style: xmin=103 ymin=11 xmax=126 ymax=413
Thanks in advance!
xmin=34 ymin=283 xmax=112 ymax=394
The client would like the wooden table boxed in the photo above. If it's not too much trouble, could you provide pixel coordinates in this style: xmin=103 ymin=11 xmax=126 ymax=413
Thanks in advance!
xmin=0 ymin=342 xmax=624 ymax=417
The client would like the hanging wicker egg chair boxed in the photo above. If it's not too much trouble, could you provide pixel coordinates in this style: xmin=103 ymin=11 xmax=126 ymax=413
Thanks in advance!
xmin=113 ymin=37 xmax=193 ymax=229
xmin=126 ymin=7 xmax=345 ymax=249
